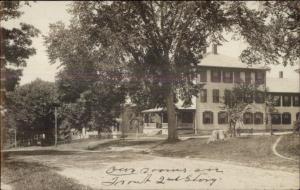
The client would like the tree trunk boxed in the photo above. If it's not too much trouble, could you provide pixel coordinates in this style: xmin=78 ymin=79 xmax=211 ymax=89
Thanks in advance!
xmin=267 ymin=112 xmax=273 ymax=135
xmin=166 ymin=89 xmax=178 ymax=142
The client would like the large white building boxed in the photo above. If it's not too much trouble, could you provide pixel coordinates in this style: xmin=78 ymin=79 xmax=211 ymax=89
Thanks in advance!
xmin=141 ymin=45 xmax=299 ymax=135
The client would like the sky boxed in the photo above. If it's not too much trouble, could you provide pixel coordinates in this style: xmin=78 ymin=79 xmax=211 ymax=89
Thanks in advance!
xmin=3 ymin=1 xmax=299 ymax=85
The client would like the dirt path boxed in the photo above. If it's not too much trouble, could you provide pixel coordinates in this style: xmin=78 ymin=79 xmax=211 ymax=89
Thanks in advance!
xmin=57 ymin=157 xmax=299 ymax=190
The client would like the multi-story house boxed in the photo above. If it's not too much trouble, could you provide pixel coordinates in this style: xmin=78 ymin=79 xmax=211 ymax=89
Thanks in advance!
xmin=141 ymin=45 xmax=299 ymax=135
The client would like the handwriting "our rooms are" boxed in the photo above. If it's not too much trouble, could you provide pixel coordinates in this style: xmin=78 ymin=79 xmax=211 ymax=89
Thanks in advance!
xmin=105 ymin=166 xmax=223 ymax=176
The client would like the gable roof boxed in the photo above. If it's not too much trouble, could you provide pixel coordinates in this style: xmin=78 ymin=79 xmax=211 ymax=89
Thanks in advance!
xmin=198 ymin=53 xmax=270 ymax=70
xmin=266 ymin=77 xmax=299 ymax=93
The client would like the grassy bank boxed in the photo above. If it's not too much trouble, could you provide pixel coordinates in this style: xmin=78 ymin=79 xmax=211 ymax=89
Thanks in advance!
xmin=151 ymin=135 xmax=299 ymax=172
xmin=276 ymin=134 xmax=300 ymax=160
xmin=1 ymin=160 xmax=93 ymax=190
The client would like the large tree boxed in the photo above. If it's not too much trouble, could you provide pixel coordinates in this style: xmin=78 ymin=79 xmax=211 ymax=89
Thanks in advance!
xmin=1 ymin=1 xmax=40 ymax=91
xmin=6 ymin=79 xmax=58 ymax=145
xmin=237 ymin=1 xmax=300 ymax=66
xmin=46 ymin=1 xmax=264 ymax=141
xmin=45 ymin=1 xmax=273 ymax=141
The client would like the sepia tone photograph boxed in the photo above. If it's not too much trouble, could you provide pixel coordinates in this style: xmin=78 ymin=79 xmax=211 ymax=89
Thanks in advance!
xmin=0 ymin=1 xmax=299 ymax=190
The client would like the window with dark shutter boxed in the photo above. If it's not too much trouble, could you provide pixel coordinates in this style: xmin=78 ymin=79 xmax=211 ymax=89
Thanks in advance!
xmin=203 ymin=111 xmax=213 ymax=124
xmin=212 ymin=89 xmax=219 ymax=103
xmin=218 ymin=111 xmax=228 ymax=124
xmin=282 ymin=112 xmax=291 ymax=124
xmin=234 ymin=71 xmax=241 ymax=83
xmin=255 ymin=71 xmax=265 ymax=85
xmin=271 ymin=113 xmax=281 ymax=124
xmin=282 ymin=95 xmax=291 ymax=107
xmin=293 ymin=96 xmax=300 ymax=106
xmin=223 ymin=70 xmax=233 ymax=83
xmin=211 ymin=70 xmax=221 ymax=82
xmin=254 ymin=112 xmax=263 ymax=124
xmin=245 ymin=71 xmax=252 ymax=84
xmin=200 ymin=89 xmax=207 ymax=103
xmin=243 ymin=112 xmax=253 ymax=124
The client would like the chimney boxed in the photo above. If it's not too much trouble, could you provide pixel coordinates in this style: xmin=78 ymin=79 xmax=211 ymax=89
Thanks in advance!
xmin=212 ymin=44 xmax=218 ymax=54
xmin=279 ymin=71 xmax=283 ymax=78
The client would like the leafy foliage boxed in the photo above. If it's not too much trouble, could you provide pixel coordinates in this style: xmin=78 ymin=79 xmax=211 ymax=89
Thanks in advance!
xmin=1 ymin=1 xmax=40 ymax=91
xmin=221 ymin=83 xmax=259 ymax=136
xmin=236 ymin=1 xmax=300 ymax=66
xmin=6 ymin=79 xmax=58 ymax=143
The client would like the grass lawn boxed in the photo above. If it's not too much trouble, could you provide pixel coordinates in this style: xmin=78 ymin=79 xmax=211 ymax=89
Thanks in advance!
xmin=151 ymin=135 xmax=299 ymax=172
xmin=276 ymin=134 xmax=300 ymax=160
xmin=1 ymin=159 xmax=93 ymax=190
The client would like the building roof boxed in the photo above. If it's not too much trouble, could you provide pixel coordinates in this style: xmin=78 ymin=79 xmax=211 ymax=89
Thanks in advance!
xmin=141 ymin=97 xmax=196 ymax=113
xmin=266 ymin=77 xmax=299 ymax=93
xmin=198 ymin=53 xmax=270 ymax=70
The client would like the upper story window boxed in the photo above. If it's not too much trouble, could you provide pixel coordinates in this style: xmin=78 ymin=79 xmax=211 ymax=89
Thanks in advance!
xmin=234 ymin=71 xmax=242 ymax=83
xmin=272 ymin=95 xmax=281 ymax=106
xmin=218 ymin=111 xmax=228 ymax=124
xmin=200 ymin=89 xmax=207 ymax=103
xmin=293 ymin=95 xmax=300 ymax=106
xmin=243 ymin=112 xmax=253 ymax=124
xmin=271 ymin=113 xmax=281 ymax=124
xmin=255 ymin=71 xmax=265 ymax=85
xmin=282 ymin=95 xmax=291 ymax=107
xmin=296 ymin=112 xmax=300 ymax=120
xmin=212 ymin=89 xmax=219 ymax=103
xmin=223 ymin=70 xmax=233 ymax=83
xmin=199 ymin=70 xmax=207 ymax=82
xmin=181 ymin=112 xmax=193 ymax=123
xmin=203 ymin=111 xmax=213 ymax=124
xmin=255 ymin=92 xmax=265 ymax=104
xmin=254 ymin=112 xmax=263 ymax=124
xmin=211 ymin=69 xmax=221 ymax=82
xmin=245 ymin=71 xmax=252 ymax=84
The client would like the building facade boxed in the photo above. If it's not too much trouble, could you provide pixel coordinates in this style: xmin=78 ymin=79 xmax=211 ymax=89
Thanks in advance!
xmin=141 ymin=45 xmax=299 ymax=135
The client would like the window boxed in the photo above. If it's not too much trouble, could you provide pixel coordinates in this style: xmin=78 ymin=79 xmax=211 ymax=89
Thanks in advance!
xmin=254 ymin=112 xmax=263 ymax=124
xmin=212 ymin=89 xmax=219 ymax=103
xmin=224 ymin=89 xmax=234 ymax=105
xmin=234 ymin=71 xmax=242 ymax=83
xmin=255 ymin=71 xmax=265 ymax=85
xmin=144 ymin=114 xmax=149 ymax=123
xmin=181 ymin=112 xmax=193 ymax=123
xmin=297 ymin=112 xmax=300 ymax=120
xmin=211 ymin=70 xmax=221 ymax=82
xmin=243 ymin=112 xmax=253 ymax=124
xmin=218 ymin=111 xmax=228 ymax=124
xmin=279 ymin=71 xmax=283 ymax=78
xmin=255 ymin=92 xmax=265 ymax=104
xmin=245 ymin=71 xmax=252 ymax=84
xmin=223 ymin=70 xmax=233 ymax=83
xmin=272 ymin=95 xmax=281 ymax=106
xmin=282 ymin=95 xmax=291 ymax=107
xmin=282 ymin=113 xmax=291 ymax=124
xmin=199 ymin=70 xmax=207 ymax=82
xmin=203 ymin=111 xmax=213 ymax=124
xmin=271 ymin=113 xmax=281 ymax=124
xmin=200 ymin=89 xmax=207 ymax=103
xmin=245 ymin=93 xmax=253 ymax=104
xmin=293 ymin=95 xmax=300 ymax=106
xmin=162 ymin=112 xmax=168 ymax=123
